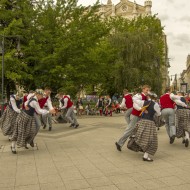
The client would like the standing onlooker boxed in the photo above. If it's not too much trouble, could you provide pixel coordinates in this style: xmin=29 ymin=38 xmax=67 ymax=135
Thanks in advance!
xmin=85 ymin=103 xmax=91 ymax=115
xmin=96 ymin=96 xmax=104 ymax=116
xmin=76 ymin=98 xmax=83 ymax=116
xmin=105 ymin=95 xmax=112 ymax=116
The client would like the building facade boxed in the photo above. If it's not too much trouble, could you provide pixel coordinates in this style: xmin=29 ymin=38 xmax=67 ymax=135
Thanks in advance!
xmin=99 ymin=0 xmax=152 ymax=19
xmin=180 ymin=55 xmax=190 ymax=92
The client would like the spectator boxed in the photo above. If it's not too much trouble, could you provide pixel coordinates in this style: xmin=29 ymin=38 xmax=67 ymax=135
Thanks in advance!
xmin=76 ymin=98 xmax=83 ymax=116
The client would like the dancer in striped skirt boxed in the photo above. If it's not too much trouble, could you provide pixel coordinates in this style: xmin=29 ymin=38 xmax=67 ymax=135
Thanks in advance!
xmin=0 ymin=93 xmax=22 ymax=139
xmin=10 ymin=89 xmax=55 ymax=154
xmin=127 ymin=93 xmax=161 ymax=162
xmin=175 ymin=92 xmax=190 ymax=147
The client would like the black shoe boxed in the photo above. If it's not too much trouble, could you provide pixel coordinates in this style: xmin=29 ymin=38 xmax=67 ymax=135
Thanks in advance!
xmin=115 ymin=142 xmax=121 ymax=151
xmin=49 ymin=127 xmax=52 ymax=131
xmin=11 ymin=146 xmax=17 ymax=154
xmin=143 ymin=157 xmax=153 ymax=162
xmin=30 ymin=141 xmax=34 ymax=147
xmin=182 ymin=139 xmax=186 ymax=144
xmin=25 ymin=146 xmax=29 ymax=149
xmin=71 ymin=123 xmax=75 ymax=127
xmin=185 ymin=139 xmax=189 ymax=147
xmin=74 ymin=124 xmax=79 ymax=128
xmin=43 ymin=124 xmax=47 ymax=129
xmin=170 ymin=135 xmax=175 ymax=144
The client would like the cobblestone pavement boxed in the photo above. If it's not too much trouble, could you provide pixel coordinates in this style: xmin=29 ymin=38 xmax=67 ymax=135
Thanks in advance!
xmin=1 ymin=114 xmax=190 ymax=190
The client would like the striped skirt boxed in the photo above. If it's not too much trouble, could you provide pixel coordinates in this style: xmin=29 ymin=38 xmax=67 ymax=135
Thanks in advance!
xmin=176 ymin=109 xmax=190 ymax=138
xmin=11 ymin=111 xmax=37 ymax=147
xmin=0 ymin=106 xmax=19 ymax=136
xmin=128 ymin=119 xmax=158 ymax=156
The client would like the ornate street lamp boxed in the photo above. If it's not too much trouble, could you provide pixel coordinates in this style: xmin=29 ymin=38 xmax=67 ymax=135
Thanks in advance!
xmin=0 ymin=34 xmax=22 ymax=115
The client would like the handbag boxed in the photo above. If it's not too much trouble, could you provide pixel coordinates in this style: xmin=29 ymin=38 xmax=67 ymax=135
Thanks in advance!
xmin=79 ymin=105 xmax=83 ymax=110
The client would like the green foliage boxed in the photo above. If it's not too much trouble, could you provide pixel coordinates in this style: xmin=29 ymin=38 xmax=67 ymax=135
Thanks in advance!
xmin=0 ymin=0 xmax=165 ymax=98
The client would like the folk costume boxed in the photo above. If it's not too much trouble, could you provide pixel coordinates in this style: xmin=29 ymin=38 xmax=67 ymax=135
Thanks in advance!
xmin=11 ymin=90 xmax=49 ymax=154
xmin=40 ymin=96 xmax=54 ymax=131
xmin=175 ymin=96 xmax=190 ymax=147
xmin=96 ymin=97 xmax=104 ymax=116
xmin=0 ymin=94 xmax=22 ymax=137
xmin=160 ymin=93 xmax=187 ymax=144
xmin=116 ymin=93 xmax=147 ymax=151
xmin=120 ymin=93 xmax=133 ymax=124
xmin=60 ymin=95 xmax=79 ymax=128
xmin=127 ymin=97 xmax=161 ymax=162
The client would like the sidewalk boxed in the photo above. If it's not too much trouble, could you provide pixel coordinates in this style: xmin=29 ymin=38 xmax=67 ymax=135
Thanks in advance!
xmin=1 ymin=114 xmax=190 ymax=190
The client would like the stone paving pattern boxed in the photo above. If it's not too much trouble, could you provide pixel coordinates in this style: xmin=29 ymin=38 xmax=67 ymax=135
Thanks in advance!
xmin=1 ymin=114 xmax=190 ymax=190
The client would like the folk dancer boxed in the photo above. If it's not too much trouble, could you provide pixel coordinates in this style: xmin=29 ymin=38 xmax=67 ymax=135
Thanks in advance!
xmin=41 ymin=87 xmax=54 ymax=131
xmin=10 ymin=89 xmax=55 ymax=154
xmin=175 ymin=91 xmax=190 ymax=147
xmin=120 ymin=89 xmax=133 ymax=124
xmin=0 ymin=93 xmax=22 ymax=140
xmin=127 ymin=93 xmax=161 ymax=162
xmin=58 ymin=92 xmax=79 ymax=128
xmin=115 ymin=85 xmax=150 ymax=151
xmin=22 ymin=90 xmax=35 ymax=110
xmin=160 ymin=88 xmax=187 ymax=144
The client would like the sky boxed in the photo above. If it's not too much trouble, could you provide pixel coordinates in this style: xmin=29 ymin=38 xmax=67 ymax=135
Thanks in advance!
xmin=78 ymin=0 xmax=190 ymax=76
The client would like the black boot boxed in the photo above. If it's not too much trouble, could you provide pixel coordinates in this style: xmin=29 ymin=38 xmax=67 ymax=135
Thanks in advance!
xmin=49 ymin=127 xmax=52 ymax=131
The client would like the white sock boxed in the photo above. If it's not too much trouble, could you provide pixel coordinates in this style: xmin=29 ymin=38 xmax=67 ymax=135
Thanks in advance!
xmin=11 ymin=141 xmax=16 ymax=149
xmin=144 ymin=152 xmax=149 ymax=158
xmin=185 ymin=131 xmax=189 ymax=140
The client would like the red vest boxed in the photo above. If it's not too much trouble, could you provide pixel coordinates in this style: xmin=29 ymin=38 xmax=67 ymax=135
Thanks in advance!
xmin=160 ymin=94 xmax=175 ymax=110
xmin=63 ymin=96 xmax=73 ymax=108
xmin=22 ymin=95 xmax=28 ymax=109
xmin=124 ymin=94 xmax=133 ymax=109
xmin=38 ymin=97 xmax=49 ymax=109
xmin=131 ymin=93 xmax=147 ymax=117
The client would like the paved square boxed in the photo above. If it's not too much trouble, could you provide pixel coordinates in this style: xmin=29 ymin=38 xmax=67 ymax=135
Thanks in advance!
xmin=1 ymin=114 xmax=190 ymax=190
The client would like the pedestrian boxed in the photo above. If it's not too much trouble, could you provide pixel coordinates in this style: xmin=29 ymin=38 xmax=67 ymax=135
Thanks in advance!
xmin=58 ymin=92 xmax=79 ymax=128
xmin=10 ymin=89 xmax=55 ymax=154
xmin=0 ymin=92 xmax=22 ymax=140
xmin=115 ymin=85 xmax=150 ymax=151
xmin=127 ymin=92 xmax=161 ymax=162
xmin=120 ymin=89 xmax=133 ymax=124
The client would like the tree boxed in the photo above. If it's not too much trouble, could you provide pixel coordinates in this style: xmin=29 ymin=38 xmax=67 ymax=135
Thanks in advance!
xmin=0 ymin=0 xmax=37 ymax=98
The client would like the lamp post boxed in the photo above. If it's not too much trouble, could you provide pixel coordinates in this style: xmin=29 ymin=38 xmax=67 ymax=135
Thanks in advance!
xmin=0 ymin=35 xmax=5 ymax=116
xmin=0 ymin=34 xmax=22 ymax=115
